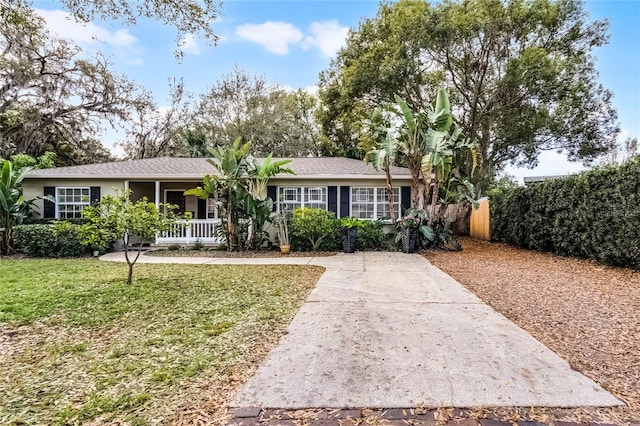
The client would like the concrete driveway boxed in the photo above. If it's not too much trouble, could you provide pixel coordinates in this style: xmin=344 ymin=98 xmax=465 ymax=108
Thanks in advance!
xmin=101 ymin=251 xmax=622 ymax=409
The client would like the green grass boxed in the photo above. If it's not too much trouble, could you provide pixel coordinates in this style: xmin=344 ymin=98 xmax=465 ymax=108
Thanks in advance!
xmin=0 ymin=259 xmax=323 ymax=425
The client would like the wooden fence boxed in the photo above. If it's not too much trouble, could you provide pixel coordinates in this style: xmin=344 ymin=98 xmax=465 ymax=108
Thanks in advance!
xmin=470 ymin=198 xmax=490 ymax=241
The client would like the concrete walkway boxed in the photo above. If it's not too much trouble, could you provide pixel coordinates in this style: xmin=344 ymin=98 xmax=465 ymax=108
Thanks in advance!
xmin=101 ymin=251 xmax=622 ymax=409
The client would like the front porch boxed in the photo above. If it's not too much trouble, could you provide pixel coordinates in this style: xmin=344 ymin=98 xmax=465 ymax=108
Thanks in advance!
xmin=128 ymin=180 xmax=222 ymax=246
xmin=156 ymin=219 xmax=224 ymax=245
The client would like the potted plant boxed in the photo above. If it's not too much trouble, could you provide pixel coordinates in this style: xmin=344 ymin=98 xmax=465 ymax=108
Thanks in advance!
xmin=271 ymin=213 xmax=290 ymax=254
xmin=396 ymin=214 xmax=421 ymax=253
xmin=340 ymin=217 xmax=362 ymax=253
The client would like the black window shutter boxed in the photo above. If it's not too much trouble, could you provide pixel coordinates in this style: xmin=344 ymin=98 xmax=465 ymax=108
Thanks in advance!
xmin=267 ymin=186 xmax=277 ymax=212
xmin=327 ymin=186 xmax=338 ymax=215
xmin=89 ymin=187 xmax=101 ymax=205
xmin=401 ymin=186 xmax=411 ymax=212
xmin=340 ymin=186 xmax=350 ymax=218
xmin=43 ymin=186 xmax=55 ymax=218
xmin=197 ymin=198 xmax=206 ymax=219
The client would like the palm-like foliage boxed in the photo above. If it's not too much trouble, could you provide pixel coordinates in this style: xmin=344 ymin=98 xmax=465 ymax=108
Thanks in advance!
xmin=375 ymin=89 xmax=479 ymax=232
xmin=0 ymin=160 xmax=38 ymax=254
xmin=365 ymin=109 xmax=400 ymax=224
xmin=248 ymin=153 xmax=294 ymax=201
xmin=186 ymin=138 xmax=295 ymax=250
xmin=420 ymin=89 xmax=479 ymax=222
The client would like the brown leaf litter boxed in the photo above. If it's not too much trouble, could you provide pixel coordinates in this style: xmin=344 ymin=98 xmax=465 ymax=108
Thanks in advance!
xmin=423 ymin=237 xmax=640 ymax=423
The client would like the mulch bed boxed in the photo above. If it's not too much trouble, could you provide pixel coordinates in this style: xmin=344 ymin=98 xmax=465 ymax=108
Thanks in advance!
xmin=146 ymin=249 xmax=337 ymax=258
xmin=423 ymin=237 xmax=640 ymax=423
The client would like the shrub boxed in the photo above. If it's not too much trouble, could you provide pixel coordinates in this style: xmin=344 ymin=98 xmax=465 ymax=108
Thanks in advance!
xmin=356 ymin=220 xmax=387 ymax=250
xmin=290 ymin=208 xmax=340 ymax=252
xmin=490 ymin=157 xmax=640 ymax=269
xmin=13 ymin=222 xmax=85 ymax=257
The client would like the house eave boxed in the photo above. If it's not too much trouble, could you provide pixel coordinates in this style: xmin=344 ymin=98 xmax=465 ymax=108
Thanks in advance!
xmin=24 ymin=174 xmax=412 ymax=181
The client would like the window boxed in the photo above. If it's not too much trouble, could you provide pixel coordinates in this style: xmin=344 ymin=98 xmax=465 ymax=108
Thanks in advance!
xmin=206 ymin=197 xmax=218 ymax=219
xmin=351 ymin=187 xmax=400 ymax=220
xmin=56 ymin=187 xmax=90 ymax=219
xmin=278 ymin=186 xmax=327 ymax=215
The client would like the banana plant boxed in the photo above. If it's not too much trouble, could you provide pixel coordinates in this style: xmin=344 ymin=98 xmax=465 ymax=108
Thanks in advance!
xmin=186 ymin=138 xmax=251 ymax=251
xmin=364 ymin=108 xmax=400 ymax=224
xmin=248 ymin=154 xmax=294 ymax=201
xmin=420 ymin=89 xmax=479 ymax=224
xmin=392 ymin=94 xmax=430 ymax=209
xmin=0 ymin=160 xmax=44 ymax=254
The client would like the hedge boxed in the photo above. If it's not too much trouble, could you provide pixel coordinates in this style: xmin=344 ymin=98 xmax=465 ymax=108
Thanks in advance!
xmin=490 ymin=156 xmax=640 ymax=269
xmin=13 ymin=222 xmax=86 ymax=257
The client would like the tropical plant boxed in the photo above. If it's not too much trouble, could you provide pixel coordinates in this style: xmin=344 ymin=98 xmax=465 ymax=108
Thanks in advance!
xmin=185 ymin=138 xmax=251 ymax=250
xmin=0 ymin=160 xmax=44 ymax=254
xmin=364 ymin=109 xmax=400 ymax=224
xmin=390 ymin=94 xmax=430 ymax=209
xmin=419 ymin=89 xmax=479 ymax=224
xmin=270 ymin=212 xmax=290 ymax=248
xmin=248 ymin=153 xmax=294 ymax=201
xmin=186 ymin=139 xmax=294 ymax=251
xmin=81 ymin=190 xmax=184 ymax=284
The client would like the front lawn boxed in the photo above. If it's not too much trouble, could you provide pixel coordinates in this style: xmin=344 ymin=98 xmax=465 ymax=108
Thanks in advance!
xmin=0 ymin=259 xmax=323 ymax=425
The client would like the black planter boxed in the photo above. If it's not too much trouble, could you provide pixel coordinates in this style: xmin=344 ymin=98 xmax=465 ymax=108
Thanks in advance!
xmin=401 ymin=228 xmax=417 ymax=253
xmin=342 ymin=227 xmax=358 ymax=253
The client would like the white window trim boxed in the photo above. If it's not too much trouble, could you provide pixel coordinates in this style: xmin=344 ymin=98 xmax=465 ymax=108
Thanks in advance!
xmin=206 ymin=196 xmax=218 ymax=219
xmin=277 ymin=186 xmax=328 ymax=213
xmin=350 ymin=187 xmax=401 ymax=221
xmin=55 ymin=186 xmax=90 ymax=219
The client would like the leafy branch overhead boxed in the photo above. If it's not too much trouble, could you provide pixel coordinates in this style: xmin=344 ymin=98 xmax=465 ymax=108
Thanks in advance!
xmin=54 ymin=0 xmax=221 ymax=55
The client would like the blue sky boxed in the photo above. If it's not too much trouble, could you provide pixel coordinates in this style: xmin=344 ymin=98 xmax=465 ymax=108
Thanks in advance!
xmin=33 ymin=0 xmax=640 ymax=179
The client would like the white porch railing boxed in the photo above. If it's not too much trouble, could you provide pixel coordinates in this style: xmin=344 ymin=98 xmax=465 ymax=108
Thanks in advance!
xmin=156 ymin=219 xmax=224 ymax=245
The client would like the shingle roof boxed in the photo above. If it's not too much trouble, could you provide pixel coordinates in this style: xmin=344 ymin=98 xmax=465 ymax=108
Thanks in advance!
xmin=24 ymin=156 xmax=411 ymax=180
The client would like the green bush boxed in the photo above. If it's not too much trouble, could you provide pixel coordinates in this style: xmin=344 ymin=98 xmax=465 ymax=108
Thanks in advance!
xmin=356 ymin=220 xmax=387 ymax=250
xmin=290 ymin=208 xmax=340 ymax=251
xmin=490 ymin=157 xmax=640 ymax=269
xmin=13 ymin=222 xmax=86 ymax=257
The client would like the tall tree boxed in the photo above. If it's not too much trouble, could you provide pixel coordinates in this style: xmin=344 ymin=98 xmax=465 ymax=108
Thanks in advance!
xmin=599 ymin=137 xmax=638 ymax=166
xmin=318 ymin=0 xmax=619 ymax=187
xmin=119 ymin=81 xmax=193 ymax=159
xmin=0 ymin=2 xmax=137 ymax=163
xmin=196 ymin=68 xmax=321 ymax=157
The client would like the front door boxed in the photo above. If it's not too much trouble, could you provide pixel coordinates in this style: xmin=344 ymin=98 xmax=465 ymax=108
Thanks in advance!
xmin=165 ymin=190 xmax=186 ymax=214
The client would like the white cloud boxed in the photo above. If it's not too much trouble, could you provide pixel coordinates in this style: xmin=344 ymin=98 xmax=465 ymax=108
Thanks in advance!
xmin=35 ymin=9 xmax=142 ymax=65
xmin=504 ymin=151 xmax=587 ymax=184
xmin=236 ymin=21 xmax=303 ymax=55
xmin=303 ymin=20 xmax=349 ymax=58
xmin=180 ymin=33 xmax=201 ymax=55
xmin=36 ymin=9 xmax=137 ymax=47
xmin=303 ymin=85 xmax=319 ymax=96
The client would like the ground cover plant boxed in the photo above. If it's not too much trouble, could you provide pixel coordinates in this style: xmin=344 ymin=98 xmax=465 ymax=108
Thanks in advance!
xmin=424 ymin=238 xmax=640 ymax=422
xmin=0 ymin=259 xmax=323 ymax=425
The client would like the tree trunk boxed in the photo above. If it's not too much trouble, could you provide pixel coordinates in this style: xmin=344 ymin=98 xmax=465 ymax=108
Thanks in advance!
xmin=429 ymin=181 xmax=439 ymax=225
xmin=385 ymin=168 xmax=396 ymax=224
xmin=411 ymin=171 xmax=421 ymax=209
xmin=452 ymin=202 xmax=472 ymax=235
xmin=127 ymin=264 xmax=134 ymax=285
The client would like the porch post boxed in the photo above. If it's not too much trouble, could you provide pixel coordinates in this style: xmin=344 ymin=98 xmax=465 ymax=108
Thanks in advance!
xmin=155 ymin=181 xmax=160 ymax=209
xmin=124 ymin=180 xmax=129 ymax=192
